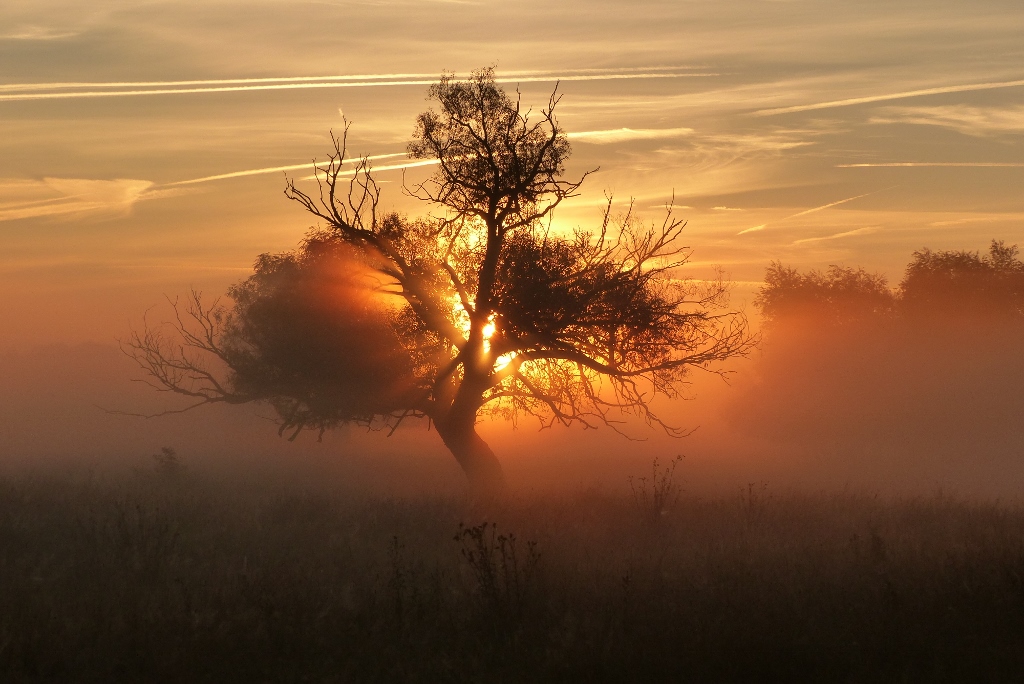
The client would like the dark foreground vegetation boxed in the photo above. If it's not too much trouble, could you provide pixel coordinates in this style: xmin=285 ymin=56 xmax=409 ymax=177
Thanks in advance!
xmin=4 ymin=465 xmax=1024 ymax=683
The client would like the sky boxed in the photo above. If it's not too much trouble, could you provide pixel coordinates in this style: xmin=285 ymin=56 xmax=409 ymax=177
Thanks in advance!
xmin=2 ymin=0 xmax=1024 ymax=347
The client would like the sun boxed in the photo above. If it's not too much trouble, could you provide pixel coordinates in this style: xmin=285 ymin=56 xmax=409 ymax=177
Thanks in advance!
xmin=452 ymin=302 xmax=516 ymax=371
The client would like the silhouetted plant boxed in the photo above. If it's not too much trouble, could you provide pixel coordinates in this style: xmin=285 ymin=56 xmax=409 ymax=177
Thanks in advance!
xmin=756 ymin=262 xmax=895 ymax=327
xmin=629 ymin=454 xmax=684 ymax=526
xmin=124 ymin=68 xmax=753 ymax=494
xmin=900 ymin=240 xmax=1024 ymax=320
xmin=739 ymin=481 xmax=772 ymax=528
xmin=151 ymin=446 xmax=184 ymax=479
xmin=757 ymin=239 xmax=1024 ymax=328
xmin=455 ymin=521 xmax=540 ymax=628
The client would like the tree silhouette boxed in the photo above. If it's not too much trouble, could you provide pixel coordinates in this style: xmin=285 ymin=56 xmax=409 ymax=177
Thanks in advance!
xmin=745 ymin=240 xmax=1024 ymax=451
xmin=757 ymin=240 xmax=1024 ymax=328
xmin=900 ymin=240 xmax=1024 ymax=321
xmin=755 ymin=262 xmax=895 ymax=328
xmin=125 ymin=68 xmax=753 ymax=492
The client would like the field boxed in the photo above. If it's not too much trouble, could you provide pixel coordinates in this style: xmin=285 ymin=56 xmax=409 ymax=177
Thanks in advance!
xmin=3 ymin=461 xmax=1024 ymax=683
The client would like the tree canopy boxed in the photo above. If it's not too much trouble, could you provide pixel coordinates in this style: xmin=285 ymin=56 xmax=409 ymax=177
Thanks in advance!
xmin=126 ymin=68 xmax=753 ymax=492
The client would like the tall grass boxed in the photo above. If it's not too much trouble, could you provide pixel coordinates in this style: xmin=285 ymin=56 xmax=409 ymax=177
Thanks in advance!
xmin=2 ymin=467 xmax=1024 ymax=682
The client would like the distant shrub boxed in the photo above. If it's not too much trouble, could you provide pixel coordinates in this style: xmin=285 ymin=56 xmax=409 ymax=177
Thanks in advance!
xmin=151 ymin=446 xmax=184 ymax=478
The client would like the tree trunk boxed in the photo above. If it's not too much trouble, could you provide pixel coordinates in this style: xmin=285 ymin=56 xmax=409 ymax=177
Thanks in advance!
xmin=436 ymin=413 xmax=506 ymax=496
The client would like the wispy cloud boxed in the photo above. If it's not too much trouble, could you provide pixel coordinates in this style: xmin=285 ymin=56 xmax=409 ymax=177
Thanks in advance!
xmin=929 ymin=215 xmax=1024 ymax=227
xmin=567 ymin=127 xmax=694 ymax=144
xmin=754 ymin=77 xmax=1024 ymax=116
xmin=869 ymin=105 xmax=1024 ymax=137
xmin=738 ymin=191 xmax=878 ymax=235
xmin=792 ymin=226 xmax=880 ymax=245
xmin=0 ymin=178 xmax=176 ymax=223
xmin=0 ymin=26 xmax=79 ymax=41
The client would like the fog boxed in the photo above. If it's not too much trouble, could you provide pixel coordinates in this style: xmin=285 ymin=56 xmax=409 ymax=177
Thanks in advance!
xmin=4 ymin=309 xmax=1023 ymax=499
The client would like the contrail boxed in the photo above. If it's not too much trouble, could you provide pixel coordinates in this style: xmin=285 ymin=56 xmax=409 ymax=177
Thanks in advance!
xmin=300 ymin=158 xmax=441 ymax=180
xmin=754 ymin=77 xmax=1024 ymax=116
xmin=737 ymin=191 xmax=878 ymax=235
xmin=0 ymin=66 xmax=705 ymax=93
xmin=792 ymin=226 xmax=879 ymax=245
xmin=0 ymin=71 xmax=715 ymax=103
xmin=168 ymin=153 xmax=407 ymax=186
xmin=837 ymin=162 xmax=1024 ymax=168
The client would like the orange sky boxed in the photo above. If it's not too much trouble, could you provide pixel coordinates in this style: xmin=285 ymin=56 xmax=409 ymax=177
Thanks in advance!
xmin=2 ymin=0 xmax=1024 ymax=347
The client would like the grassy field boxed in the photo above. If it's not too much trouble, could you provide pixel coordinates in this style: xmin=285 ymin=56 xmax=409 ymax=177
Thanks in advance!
xmin=3 ymin=462 xmax=1024 ymax=683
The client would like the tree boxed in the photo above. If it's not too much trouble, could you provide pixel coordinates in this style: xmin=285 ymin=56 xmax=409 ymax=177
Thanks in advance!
xmin=125 ymin=68 xmax=753 ymax=493
xmin=743 ymin=241 xmax=1024 ymax=450
xmin=755 ymin=241 xmax=1024 ymax=328
xmin=755 ymin=262 xmax=895 ymax=328
xmin=900 ymin=240 xmax=1024 ymax=320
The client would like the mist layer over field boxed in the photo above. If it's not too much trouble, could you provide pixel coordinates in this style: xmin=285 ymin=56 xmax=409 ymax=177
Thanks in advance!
xmin=3 ymin=299 xmax=1022 ymax=499
xmin=5 ymin=286 xmax=1024 ymax=681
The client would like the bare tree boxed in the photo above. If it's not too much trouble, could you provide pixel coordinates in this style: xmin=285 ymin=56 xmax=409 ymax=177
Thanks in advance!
xmin=125 ymin=68 xmax=754 ymax=493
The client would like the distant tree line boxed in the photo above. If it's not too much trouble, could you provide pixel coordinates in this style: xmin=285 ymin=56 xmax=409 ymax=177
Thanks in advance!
xmin=731 ymin=239 xmax=1024 ymax=453
xmin=756 ymin=240 xmax=1024 ymax=328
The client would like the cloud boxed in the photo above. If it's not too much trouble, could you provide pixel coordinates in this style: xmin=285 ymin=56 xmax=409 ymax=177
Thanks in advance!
xmin=698 ymin=133 xmax=813 ymax=154
xmin=567 ymin=127 xmax=694 ymax=144
xmin=869 ymin=105 xmax=1024 ymax=137
xmin=929 ymin=217 xmax=994 ymax=227
xmin=0 ymin=178 xmax=177 ymax=223
xmin=0 ymin=26 xmax=79 ymax=41
xmin=754 ymin=77 xmax=1024 ymax=116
